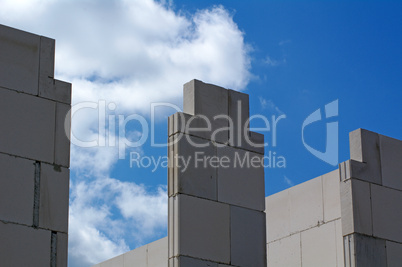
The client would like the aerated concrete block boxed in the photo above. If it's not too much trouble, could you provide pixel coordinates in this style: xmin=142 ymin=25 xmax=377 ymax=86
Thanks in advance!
xmin=228 ymin=90 xmax=249 ymax=148
xmin=0 ymin=88 xmax=55 ymax=163
xmin=371 ymin=184 xmax=402 ymax=243
xmin=123 ymin=245 xmax=146 ymax=267
xmin=183 ymin=79 xmax=228 ymax=118
xmin=168 ymin=196 xmax=175 ymax=259
xmin=57 ymin=232 xmax=68 ymax=267
xmin=148 ymin=237 xmax=168 ymax=267
xmin=55 ymin=102 xmax=71 ymax=167
xmin=177 ymin=256 xmax=218 ymax=267
xmin=39 ymin=163 xmax=70 ymax=233
xmin=242 ymin=131 xmax=265 ymax=155
xmin=354 ymin=234 xmax=387 ymax=267
xmin=386 ymin=241 xmax=402 ymax=267
xmin=265 ymin=190 xmax=290 ymax=242
xmin=0 ymin=24 xmax=40 ymax=95
xmin=289 ymin=176 xmax=323 ymax=233
xmin=172 ymin=134 xmax=217 ymax=200
xmin=168 ymin=114 xmax=174 ymax=137
xmin=343 ymin=233 xmax=386 ymax=267
xmin=379 ymin=134 xmax=402 ymax=191
xmin=217 ymin=146 xmax=265 ymax=211
xmin=0 ymin=153 xmax=35 ymax=225
xmin=334 ymin=219 xmax=344 ymax=267
xmin=170 ymin=112 xmax=228 ymax=144
xmin=267 ymin=233 xmax=301 ymax=267
xmin=230 ymin=206 xmax=266 ymax=267
xmin=322 ymin=169 xmax=341 ymax=222
xmin=0 ymin=221 xmax=51 ymax=266
xmin=183 ymin=80 xmax=229 ymax=143
xmin=168 ymin=135 xmax=175 ymax=197
xmin=39 ymin=79 xmax=72 ymax=105
xmin=173 ymin=194 xmax=230 ymax=263
xmin=301 ymin=221 xmax=337 ymax=267
xmin=175 ymin=113 xmax=211 ymax=141
xmin=38 ymin=36 xmax=55 ymax=99
xmin=349 ymin=129 xmax=382 ymax=184
xmin=339 ymin=159 xmax=370 ymax=182
xmin=340 ymin=178 xmax=372 ymax=236
xmin=100 ymin=254 xmax=124 ymax=267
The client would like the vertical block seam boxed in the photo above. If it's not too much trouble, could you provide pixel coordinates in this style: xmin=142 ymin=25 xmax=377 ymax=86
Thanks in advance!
xmin=50 ymin=231 xmax=57 ymax=267
xmin=33 ymin=161 xmax=41 ymax=228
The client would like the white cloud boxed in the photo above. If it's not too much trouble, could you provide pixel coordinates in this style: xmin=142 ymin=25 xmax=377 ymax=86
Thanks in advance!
xmin=68 ymin=177 xmax=167 ymax=266
xmin=0 ymin=0 xmax=253 ymax=266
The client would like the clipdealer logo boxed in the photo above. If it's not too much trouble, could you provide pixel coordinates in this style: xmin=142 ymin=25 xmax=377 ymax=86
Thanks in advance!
xmin=65 ymin=99 xmax=339 ymax=170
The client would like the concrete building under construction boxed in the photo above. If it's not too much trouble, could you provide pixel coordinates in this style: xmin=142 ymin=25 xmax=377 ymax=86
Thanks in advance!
xmin=0 ymin=24 xmax=401 ymax=267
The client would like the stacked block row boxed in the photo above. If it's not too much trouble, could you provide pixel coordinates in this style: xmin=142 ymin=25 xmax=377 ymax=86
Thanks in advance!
xmin=0 ymin=24 xmax=71 ymax=267
xmin=168 ymin=80 xmax=266 ymax=267
xmin=93 ymin=237 xmax=168 ymax=267
xmin=265 ymin=169 xmax=344 ymax=266
xmin=339 ymin=129 xmax=402 ymax=266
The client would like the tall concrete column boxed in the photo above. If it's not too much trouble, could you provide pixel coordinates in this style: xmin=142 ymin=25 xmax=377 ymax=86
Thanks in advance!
xmin=168 ymin=80 xmax=266 ymax=266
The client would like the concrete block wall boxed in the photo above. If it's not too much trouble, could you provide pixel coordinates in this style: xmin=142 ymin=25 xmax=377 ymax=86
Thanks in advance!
xmin=168 ymin=80 xmax=266 ymax=266
xmin=92 ymin=237 xmax=168 ymax=267
xmin=266 ymin=128 xmax=401 ymax=267
xmin=0 ymin=24 xmax=71 ymax=267
xmin=93 ymin=79 xmax=400 ymax=267
xmin=340 ymin=129 xmax=402 ymax=267
xmin=265 ymin=169 xmax=344 ymax=267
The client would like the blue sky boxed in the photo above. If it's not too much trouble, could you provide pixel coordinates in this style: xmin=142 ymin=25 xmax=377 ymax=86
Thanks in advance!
xmin=1 ymin=0 xmax=401 ymax=266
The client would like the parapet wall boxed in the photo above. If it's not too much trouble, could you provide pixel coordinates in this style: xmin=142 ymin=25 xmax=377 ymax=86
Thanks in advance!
xmin=0 ymin=24 xmax=71 ymax=267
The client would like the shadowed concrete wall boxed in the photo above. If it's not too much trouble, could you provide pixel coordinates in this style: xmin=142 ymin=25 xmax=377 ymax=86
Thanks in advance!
xmin=0 ymin=24 xmax=71 ymax=267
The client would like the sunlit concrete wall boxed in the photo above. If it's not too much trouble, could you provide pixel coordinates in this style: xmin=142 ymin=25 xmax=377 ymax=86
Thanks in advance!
xmin=266 ymin=170 xmax=344 ymax=266
xmin=0 ymin=24 xmax=71 ymax=267
xmin=92 ymin=237 xmax=168 ymax=267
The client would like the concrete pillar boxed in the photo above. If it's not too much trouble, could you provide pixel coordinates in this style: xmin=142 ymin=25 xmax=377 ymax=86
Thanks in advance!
xmin=0 ymin=24 xmax=71 ymax=267
xmin=168 ymin=80 xmax=266 ymax=266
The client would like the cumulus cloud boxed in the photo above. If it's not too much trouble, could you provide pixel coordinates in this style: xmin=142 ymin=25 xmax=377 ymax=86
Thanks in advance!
xmin=68 ymin=177 xmax=167 ymax=266
xmin=0 ymin=0 xmax=253 ymax=266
